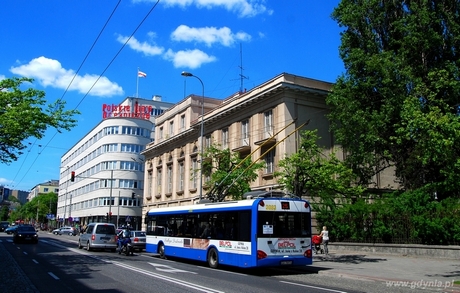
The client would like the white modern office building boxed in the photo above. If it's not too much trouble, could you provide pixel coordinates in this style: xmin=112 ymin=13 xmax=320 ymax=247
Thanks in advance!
xmin=58 ymin=96 xmax=174 ymax=229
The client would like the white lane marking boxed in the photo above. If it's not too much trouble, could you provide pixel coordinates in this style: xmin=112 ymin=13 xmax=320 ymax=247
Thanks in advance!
xmin=280 ymin=281 xmax=348 ymax=293
xmin=48 ymin=272 xmax=60 ymax=280
xmin=109 ymin=260 xmax=224 ymax=293
xmin=149 ymin=263 xmax=197 ymax=274
xmin=23 ymin=251 xmax=28 ymax=255
xmin=32 ymin=259 xmax=39 ymax=264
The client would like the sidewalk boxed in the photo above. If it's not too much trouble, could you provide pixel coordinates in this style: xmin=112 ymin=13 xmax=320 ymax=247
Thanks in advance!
xmin=0 ymin=240 xmax=39 ymax=293
xmin=307 ymin=251 xmax=460 ymax=292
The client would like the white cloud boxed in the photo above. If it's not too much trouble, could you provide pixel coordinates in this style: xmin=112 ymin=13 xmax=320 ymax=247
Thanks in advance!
xmin=171 ymin=25 xmax=251 ymax=47
xmin=116 ymin=34 xmax=164 ymax=56
xmin=164 ymin=49 xmax=217 ymax=69
xmin=10 ymin=56 xmax=123 ymax=97
xmin=141 ymin=0 xmax=272 ymax=18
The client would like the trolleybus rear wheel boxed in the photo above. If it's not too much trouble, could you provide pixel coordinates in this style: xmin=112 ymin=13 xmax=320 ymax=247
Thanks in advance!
xmin=207 ymin=248 xmax=219 ymax=269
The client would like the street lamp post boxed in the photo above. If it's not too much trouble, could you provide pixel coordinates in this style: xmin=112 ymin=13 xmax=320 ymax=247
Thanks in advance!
xmin=181 ymin=71 xmax=204 ymax=202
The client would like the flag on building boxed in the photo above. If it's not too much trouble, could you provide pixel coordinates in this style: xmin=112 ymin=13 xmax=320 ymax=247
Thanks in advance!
xmin=138 ymin=70 xmax=147 ymax=78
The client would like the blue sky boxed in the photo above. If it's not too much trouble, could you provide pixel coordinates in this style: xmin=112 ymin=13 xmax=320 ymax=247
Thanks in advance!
xmin=0 ymin=0 xmax=343 ymax=191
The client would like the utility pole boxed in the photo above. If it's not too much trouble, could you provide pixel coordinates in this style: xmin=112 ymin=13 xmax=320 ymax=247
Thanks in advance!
xmin=36 ymin=199 xmax=39 ymax=224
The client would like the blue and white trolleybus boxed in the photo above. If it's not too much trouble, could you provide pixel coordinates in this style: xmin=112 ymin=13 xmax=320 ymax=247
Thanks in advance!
xmin=145 ymin=192 xmax=312 ymax=269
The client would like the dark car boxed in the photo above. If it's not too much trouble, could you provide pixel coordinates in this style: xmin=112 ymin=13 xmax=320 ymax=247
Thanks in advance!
xmin=13 ymin=225 xmax=38 ymax=244
xmin=5 ymin=226 xmax=18 ymax=234
xmin=0 ymin=221 xmax=9 ymax=232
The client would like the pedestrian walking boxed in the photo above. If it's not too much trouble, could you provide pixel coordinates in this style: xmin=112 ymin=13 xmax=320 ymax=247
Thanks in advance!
xmin=319 ymin=226 xmax=329 ymax=255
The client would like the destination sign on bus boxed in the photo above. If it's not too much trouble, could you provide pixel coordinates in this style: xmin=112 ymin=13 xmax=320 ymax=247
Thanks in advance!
xmin=281 ymin=202 xmax=290 ymax=210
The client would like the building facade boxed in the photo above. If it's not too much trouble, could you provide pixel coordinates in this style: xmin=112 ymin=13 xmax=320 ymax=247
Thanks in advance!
xmin=28 ymin=180 xmax=60 ymax=201
xmin=143 ymin=74 xmax=388 ymax=222
xmin=58 ymin=96 xmax=174 ymax=229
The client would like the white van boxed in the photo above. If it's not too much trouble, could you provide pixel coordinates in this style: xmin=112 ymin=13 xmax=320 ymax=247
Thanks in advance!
xmin=78 ymin=222 xmax=117 ymax=252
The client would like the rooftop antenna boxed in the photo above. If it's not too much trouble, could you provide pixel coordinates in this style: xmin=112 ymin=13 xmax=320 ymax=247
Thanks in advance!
xmin=236 ymin=43 xmax=249 ymax=93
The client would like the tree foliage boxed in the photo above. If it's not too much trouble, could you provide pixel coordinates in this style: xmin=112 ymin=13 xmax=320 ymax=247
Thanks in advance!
xmin=202 ymin=144 xmax=265 ymax=202
xmin=276 ymin=130 xmax=364 ymax=199
xmin=324 ymin=190 xmax=460 ymax=245
xmin=0 ymin=77 xmax=80 ymax=164
xmin=8 ymin=192 xmax=57 ymax=223
xmin=327 ymin=1 xmax=460 ymax=198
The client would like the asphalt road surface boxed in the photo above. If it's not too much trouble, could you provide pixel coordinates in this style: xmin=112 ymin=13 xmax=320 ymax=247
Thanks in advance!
xmin=2 ymin=232 xmax=449 ymax=293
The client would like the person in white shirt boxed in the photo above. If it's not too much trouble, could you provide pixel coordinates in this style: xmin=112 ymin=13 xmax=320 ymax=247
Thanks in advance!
xmin=319 ymin=226 xmax=329 ymax=255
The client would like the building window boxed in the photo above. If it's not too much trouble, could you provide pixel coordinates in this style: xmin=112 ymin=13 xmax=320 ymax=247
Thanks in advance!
xmin=159 ymin=127 xmax=163 ymax=141
xmin=178 ymin=161 xmax=185 ymax=191
xmin=103 ymin=144 xmax=118 ymax=152
xmin=241 ymin=119 xmax=249 ymax=146
xmin=147 ymin=170 xmax=152 ymax=199
xmin=264 ymin=109 xmax=273 ymax=139
xmin=156 ymin=168 xmax=162 ymax=195
xmin=120 ymin=161 xmax=143 ymax=171
xmin=169 ymin=121 xmax=174 ymax=137
xmin=101 ymin=161 xmax=117 ymax=170
xmin=205 ymin=135 xmax=211 ymax=148
xmin=191 ymin=157 xmax=197 ymax=189
xmin=167 ymin=164 xmax=173 ymax=193
xmin=264 ymin=149 xmax=275 ymax=174
xmin=222 ymin=128 xmax=229 ymax=149
xmin=180 ymin=114 xmax=186 ymax=132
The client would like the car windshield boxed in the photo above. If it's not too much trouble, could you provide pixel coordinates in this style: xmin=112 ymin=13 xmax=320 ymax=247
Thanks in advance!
xmin=18 ymin=226 xmax=35 ymax=232
xmin=133 ymin=231 xmax=146 ymax=237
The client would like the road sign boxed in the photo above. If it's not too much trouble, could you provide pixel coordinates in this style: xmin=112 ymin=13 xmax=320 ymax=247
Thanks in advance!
xmin=125 ymin=216 xmax=131 ymax=222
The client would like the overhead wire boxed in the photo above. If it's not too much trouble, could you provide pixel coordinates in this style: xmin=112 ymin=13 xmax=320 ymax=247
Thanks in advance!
xmin=12 ymin=0 xmax=122 ymax=188
xmin=14 ymin=0 xmax=161 ymax=189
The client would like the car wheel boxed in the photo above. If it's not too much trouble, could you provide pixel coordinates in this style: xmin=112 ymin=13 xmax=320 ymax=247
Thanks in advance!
xmin=78 ymin=240 xmax=83 ymax=249
xmin=86 ymin=241 xmax=92 ymax=251
xmin=69 ymin=232 xmax=73 ymax=236
xmin=158 ymin=243 xmax=166 ymax=259
xmin=207 ymin=247 xmax=219 ymax=269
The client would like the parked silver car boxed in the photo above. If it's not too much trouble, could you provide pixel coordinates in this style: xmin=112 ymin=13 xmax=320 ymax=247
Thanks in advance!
xmin=129 ymin=231 xmax=146 ymax=251
xmin=52 ymin=226 xmax=77 ymax=236
xmin=78 ymin=223 xmax=117 ymax=252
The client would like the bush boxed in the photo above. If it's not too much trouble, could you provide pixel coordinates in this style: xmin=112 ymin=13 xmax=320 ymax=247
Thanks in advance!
xmin=315 ymin=189 xmax=460 ymax=245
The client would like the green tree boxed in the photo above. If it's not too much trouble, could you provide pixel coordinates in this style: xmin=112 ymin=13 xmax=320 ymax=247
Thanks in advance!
xmin=276 ymin=130 xmax=363 ymax=199
xmin=0 ymin=205 xmax=9 ymax=221
xmin=0 ymin=77 xmax=79 ymax=164
xmin=202 ymin=144 xmax=265 ymax=202
xmin=275 ymin=130 xmax=364 ymax=230
xmin=328 ymin=1 xmax=460 ymax=197
xmin=8 ymin=193 xmax=57 ymax=223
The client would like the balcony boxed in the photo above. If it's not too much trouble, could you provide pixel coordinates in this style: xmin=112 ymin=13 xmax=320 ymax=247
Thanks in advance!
xmin=232 ymin=137 xmax=251 ymax=152
xmin=255 ymin=126 xmax=276 ymax=146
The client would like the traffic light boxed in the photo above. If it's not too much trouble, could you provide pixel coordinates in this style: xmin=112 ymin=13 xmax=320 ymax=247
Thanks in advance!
xmin=70 ymin=171 xmax=75 ymax=182
xmin=131 ymin=192 xmax=135 ymax=199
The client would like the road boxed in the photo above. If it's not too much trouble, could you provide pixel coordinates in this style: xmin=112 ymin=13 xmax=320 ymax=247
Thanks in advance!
xmin=1 ymin=232 xmax=431 ymax=293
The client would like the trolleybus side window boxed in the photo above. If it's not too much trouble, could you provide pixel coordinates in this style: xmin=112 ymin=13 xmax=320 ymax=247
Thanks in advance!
xmin=146 ymin=210 xmax=251 ymax=241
